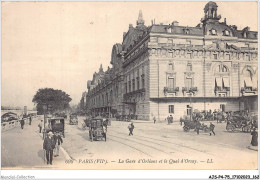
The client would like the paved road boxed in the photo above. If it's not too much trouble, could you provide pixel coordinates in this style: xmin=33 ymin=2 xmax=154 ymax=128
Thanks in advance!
xmin=60 ymin=117 xmax=257 ymax=169
xmin=1 ymin=118 xmax=66 ymax=169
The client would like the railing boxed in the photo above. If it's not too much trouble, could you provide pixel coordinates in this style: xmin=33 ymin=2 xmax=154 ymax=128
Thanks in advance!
xmin=164 ymin=87 xmax=179 ymax=94
xmin=123 ymin=88 xmax=145 ymax=99
xmin=241 ymin=87 xmax=258 ymax=93
xmin=1 ymin=117 xmax=32 ymax=132
xmin=182 ymin=87 xmax=198 ymax=92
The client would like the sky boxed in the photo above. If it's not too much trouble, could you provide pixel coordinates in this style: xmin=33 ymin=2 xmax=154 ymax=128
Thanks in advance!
xmin=1 ymin=1 xmax=258 ymax=109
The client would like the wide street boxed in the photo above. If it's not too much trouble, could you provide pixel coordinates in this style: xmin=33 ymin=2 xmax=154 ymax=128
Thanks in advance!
xmin=2 ymin=116 xmax=258 ymax=170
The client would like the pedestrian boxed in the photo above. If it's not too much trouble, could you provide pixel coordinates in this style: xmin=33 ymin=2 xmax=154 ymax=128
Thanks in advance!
xmin=103 ymin=119 xmax=108 ymax=131
xmin=38 ymin=120 xmax=43 ymax=133
xmin=128 ymin=122 xmax=134 ymax=136
xmin=29 ymin=116 xmax=32 ymax=125
xmin=196 ymin=121 xmax=201 ymax=135
xmin=209 ymin=122 xmax=215 ymax=136
xmin=167 ymin=116 xmax=170 ymax=124
xmin=43 ymin=131 xmax=55 ymax=165
xmin=251 ymin=128 xmax=258 ymax=146
xmin=170 ymin=115 xmax=173 ymax=123
xmin=153 ymin=116 xmax=156 ymax=124
xmin=53 ymin=132 xmax=63 ymax=157
xmin=20 ymin=118 xmax=25 ymax=129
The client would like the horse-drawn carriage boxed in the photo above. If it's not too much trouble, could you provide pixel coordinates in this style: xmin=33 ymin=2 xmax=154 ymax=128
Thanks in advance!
xmin=47 ymin=117 xmax=65 ymax=138
xmin=69 ymin=114 xmax=78 ymax=125
xmin=183 ymin=120 xmax=210 ymax=132
xmin=88 ymin=117 xmax=106 ymax=142
xmin=226 ymin=113 xmax=258 ymax=133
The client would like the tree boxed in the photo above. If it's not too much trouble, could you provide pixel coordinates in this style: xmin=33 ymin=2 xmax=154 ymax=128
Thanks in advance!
xmin=32 ymin=88 xmax=72 ymax=115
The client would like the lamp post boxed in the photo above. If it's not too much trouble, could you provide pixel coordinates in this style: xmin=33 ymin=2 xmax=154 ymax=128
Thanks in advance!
xmin=43 ymin=103 xmax=47 ymax=140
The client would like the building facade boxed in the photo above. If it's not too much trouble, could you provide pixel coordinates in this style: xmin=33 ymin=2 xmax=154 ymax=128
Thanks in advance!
xmin=85 ymin=1 xmax=258 ymax=120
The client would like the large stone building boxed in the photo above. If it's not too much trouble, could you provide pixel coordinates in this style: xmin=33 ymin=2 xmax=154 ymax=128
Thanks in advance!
xmin=85 ymin=1 xmax=258 ymax=120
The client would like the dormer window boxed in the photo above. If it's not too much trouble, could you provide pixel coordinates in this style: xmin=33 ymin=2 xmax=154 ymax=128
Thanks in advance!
xmin=211 ymin=29 xmax=217 ymax=35
xmin=183 ymin=29 xmax=190 ymax=34
xmin=224 ymin=30 xmax=230 ymax=36
xmin=167 ymin=27 xmax=172 ymax=33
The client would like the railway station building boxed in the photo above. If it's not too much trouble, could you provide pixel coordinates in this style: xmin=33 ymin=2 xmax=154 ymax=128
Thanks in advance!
xmin=85 ymin=1 xmax=258 ymax=121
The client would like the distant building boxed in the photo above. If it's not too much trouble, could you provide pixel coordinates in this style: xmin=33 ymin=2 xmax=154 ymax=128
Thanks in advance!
xmin=85 ymin=2 xmax=258 ymax=120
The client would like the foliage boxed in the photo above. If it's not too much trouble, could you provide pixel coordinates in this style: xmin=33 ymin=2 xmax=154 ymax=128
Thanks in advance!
xmin=32 ymin=88 xmax=72 ymax=114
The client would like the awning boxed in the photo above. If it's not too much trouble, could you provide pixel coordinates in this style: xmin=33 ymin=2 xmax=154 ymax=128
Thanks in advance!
xmin=215 ymin=77 xmax=222 ymax=87
xmin=244 ymin=76 xmax=253 ymax=87
xmin=223 ymin=78 xmax=230 ymax=87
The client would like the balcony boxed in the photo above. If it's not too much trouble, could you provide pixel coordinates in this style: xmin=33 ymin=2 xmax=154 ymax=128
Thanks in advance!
xmin=182 ymin=87 xmax=198 ymax=93
xmin=123 ymin=88 xmax=146 ymax=99
xmin=164 ymin=87 xmax=179 ymax=94
xmin=214 ymin=87 xmax=230 ymax=93
xmin=241 ymin=87 xmax=257 ymax=94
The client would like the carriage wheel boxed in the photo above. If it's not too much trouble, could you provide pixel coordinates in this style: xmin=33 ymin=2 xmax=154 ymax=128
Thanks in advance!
xmin=183 ymin=126 xmax=189 ymax=132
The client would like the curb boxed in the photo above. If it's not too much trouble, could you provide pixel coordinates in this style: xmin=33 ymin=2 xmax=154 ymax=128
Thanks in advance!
xmin=37 ymin=131 xmax=73 ymax=161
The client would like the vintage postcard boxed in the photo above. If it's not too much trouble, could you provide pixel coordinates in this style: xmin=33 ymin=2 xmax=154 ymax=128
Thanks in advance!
xmin=1 ymin=1 xmax=259 ymax=173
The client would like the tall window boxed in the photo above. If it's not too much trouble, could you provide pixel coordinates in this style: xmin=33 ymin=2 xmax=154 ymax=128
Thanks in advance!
xmin=187 ymin=105 xmax=192 ymax=115
xmin=169 ymin=105 xmax=174 ymax=113
xmin=142 ymin=75 xmax=145 ymax=89
xmin=168 ymin=77 xmax=175 ymax=89
xmin=125 ymin=83 xmax=127 ymax=93
xmin=186 ymin=78 xmax=192 ymax=89
xmin=187 ymin=63 xmax=192 ymax=71
xmin=136 ymin=77 xmax=140 ymax=90
xmin=132 ymin=79 xmax=135 ymax=91
xmin=128 ymin=81 xmax=131 ymax=92
xmin=169 ymin=63 xmax=174 ymax=71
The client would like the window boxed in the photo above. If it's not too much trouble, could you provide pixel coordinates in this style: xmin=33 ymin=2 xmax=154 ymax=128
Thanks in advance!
xmin=187 ymin=53 xmax=192 ymax=59
xmin=220 ymin=104 xmax=225 ymax=112
xmin=211 ymin=29 xmax=217 ymax=35
xmin=224 ymin=30 xmax=230 ymax=36
xmin=125 ymin=83 xmax=127 ymax=93
xmin=226 ymin=54 xmax=231 ymax=60
xmin=216 ymin=65 xmax=228 ymax=72
xmin=187 ymin=63 xmax=192 ymax=71
xmin=129 ymin=81 xmax=131 ymax=92
xmin=142 ymin=75 xmax=145 ymax=88
xmin=169 ymin=63 xmax=174 ymax=70
xmin=169 ymin=105 xmax=174 ymax=113
xmin=186 ymin=78 xmax=192 ymax=90
xmin=246 ymin=55 xmax=250 ymax=61
xmin=132 ymin=79 xmax=135 ymax=91
xmin=168 ymin=77 xmax=175 ymax=89
xmin=187 ymin=105 xmax=192 ymax=115
xmin=136 ymin=77 xmax=140 ymax=90
xmin=213 ymin=54 xmax=218 ymax=59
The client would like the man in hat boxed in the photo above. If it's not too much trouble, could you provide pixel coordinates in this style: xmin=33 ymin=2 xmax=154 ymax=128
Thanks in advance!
xmin=38 ymin=120 xmax=43 ymax=133
xmin=251 ymin=128 xmax=258 ymax=146
xmin=53 ymin=132 xmax=63 ymax=157
xmin=128 ymin=122 xmax=134 ymax=136
xmin=43 ymin=131 xmax=55 ymax=165
xmin=20 ymin=118 xmax=25 ymax=129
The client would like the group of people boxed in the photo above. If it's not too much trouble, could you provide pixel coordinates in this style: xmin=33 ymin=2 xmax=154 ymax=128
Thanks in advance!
xmin=166 ymin=115 xmax=173 ymax=124
xmin=19 ymin=115 xmax=33 ymax=129
xmin=43 ymin=131 xmax=63 ymax=165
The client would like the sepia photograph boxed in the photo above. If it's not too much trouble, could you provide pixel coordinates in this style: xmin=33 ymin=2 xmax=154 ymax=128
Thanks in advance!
xmin=1 ymin=0 xmax=259 ymax=175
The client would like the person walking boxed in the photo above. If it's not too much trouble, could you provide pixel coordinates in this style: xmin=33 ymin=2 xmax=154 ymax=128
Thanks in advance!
xmin=209 ymin=122 xmax=215 ymax=136
xmin=251 ymin=128 xmax=258 ymax=146
xmin=169 ymin=115 xmax=173 ymax=123
xmin=153 ymin=116 xmax=156 ymax=124
xmin=128 ymin=123 xmax=134 ymax=136
xmin=29 ymin=116 xmax=32 ymax=125
xmin=38 ymin=120 xmax=43 ymax=133
xmin=196 ymin=121 xmax=201 ymax=135
xmin=43 ymin=131 xmax=55 ymax=165
xmin=53 ymin=132 xmax=63 ymax=157
xmin=20 ymin=118 xmax=25 ymax=129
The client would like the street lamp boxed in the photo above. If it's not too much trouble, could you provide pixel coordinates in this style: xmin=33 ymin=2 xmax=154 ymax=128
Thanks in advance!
xmin=43 ymin=103 xmax=47 ymax=139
